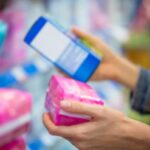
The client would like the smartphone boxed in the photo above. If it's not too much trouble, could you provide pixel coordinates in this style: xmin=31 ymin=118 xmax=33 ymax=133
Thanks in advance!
xmin=24 ymin=16 xmax=102 ymax=82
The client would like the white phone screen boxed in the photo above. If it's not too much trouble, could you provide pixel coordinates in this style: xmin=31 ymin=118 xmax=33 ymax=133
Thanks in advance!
xmin=31 ymin=22 xmax=71 ymax=61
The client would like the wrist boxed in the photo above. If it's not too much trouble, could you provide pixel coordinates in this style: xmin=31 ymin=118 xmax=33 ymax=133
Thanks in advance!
xmin=115 ymin=56 xmax=140 ymax=90
xmin=122 ymin=118 xmax=150 ymax=150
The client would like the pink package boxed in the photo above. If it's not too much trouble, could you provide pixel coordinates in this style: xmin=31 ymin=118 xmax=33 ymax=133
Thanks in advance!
xmin=90 ymin=0 xmax=109 ymax=30
xmin=0 ymin=89 xmax=32 ymax=146
xmin=45 ymin=75 xmax=104 ymax=126
xmin=0 ymin=137 xmax=27 ymax=150
xmin=0 ymin=9 xmax=27 ymax=72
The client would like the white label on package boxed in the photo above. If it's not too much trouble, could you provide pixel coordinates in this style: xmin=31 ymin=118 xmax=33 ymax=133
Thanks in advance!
xmin=57 ymin=43 xmax=88 ymax=74
xmin=31 ymin=22 xmax=70 ymax=61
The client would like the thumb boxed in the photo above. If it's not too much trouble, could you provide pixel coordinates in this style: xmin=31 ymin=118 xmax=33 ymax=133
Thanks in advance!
xmin=60 ymin=100 xmax=103 ymax=118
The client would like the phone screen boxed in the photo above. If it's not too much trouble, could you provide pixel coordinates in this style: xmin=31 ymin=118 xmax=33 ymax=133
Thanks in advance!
xmin=25 ymin=16 xmax=101 ymax=81
xmin=30 ymin=22 xmax=88 ymax=74
xmin=31 ymin=22 xmax=71 ymax=62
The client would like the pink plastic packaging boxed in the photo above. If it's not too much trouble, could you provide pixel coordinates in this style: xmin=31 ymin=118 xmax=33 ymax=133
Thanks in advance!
xmin=0 ymin=89 xmax=32 ymax=146
xmin=0 ymin=9 xmax=27 ymax=72
xmin=0 ymin=137 xmax=27 ymax=150
xmin=45 ymin=75 xmax=104 ymax=126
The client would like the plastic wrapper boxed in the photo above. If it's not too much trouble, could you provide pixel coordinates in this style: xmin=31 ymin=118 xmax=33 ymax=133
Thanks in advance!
xmin=0 ymin=137 xmax=27 ymax=150
xmin=0 ymin=9 xmax=27 ymax=72
xmin=45 ymin=75 xmax=104 ymax=126
xmin=0 ymin=89 xmax=32 ymax=146
xmin=0 ymin=20 xmax=8 ymax=53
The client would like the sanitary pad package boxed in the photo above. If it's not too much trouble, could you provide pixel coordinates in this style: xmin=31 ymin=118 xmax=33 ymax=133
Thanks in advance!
xmin=0 ymin=137 xmax=27 ymax=150
xmin=0 ymin=89 xmax=32 ymax=146
xmin=0 ymin=10 xmax=27 ymax=72
xmin=45 ymin=75 xmax=104 ymax=126
xmin=0 ymin=20 xmax=8 ymax=53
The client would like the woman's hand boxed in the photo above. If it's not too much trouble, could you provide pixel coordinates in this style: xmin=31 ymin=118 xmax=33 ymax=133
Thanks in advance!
xmin=43 ymin=100 xmax=150 ymax=150
xmin=72 ymin=27 xmax=140 ymax=90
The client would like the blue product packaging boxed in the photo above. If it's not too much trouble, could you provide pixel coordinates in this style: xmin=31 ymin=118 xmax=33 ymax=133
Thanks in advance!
xmin=24 ymin=16 xmax=102 ymax=82
xmin=0 ymin=20 xmax=8 ymax=53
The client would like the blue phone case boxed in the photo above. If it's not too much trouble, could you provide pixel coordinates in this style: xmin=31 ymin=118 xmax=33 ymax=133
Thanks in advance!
xmin=24 ymin=16 xmax=101 ymax=82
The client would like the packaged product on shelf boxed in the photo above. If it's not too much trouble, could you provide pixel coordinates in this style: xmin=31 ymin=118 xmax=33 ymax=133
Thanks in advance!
xmin=0 ymin=9 xmax=27 ymax=72
xmin=0 ymin=89 xmax=32 ymax=146
xmin=24 ymin=16 xmax=102 ymax=82
xmin=89 ymin=0 xmax=109 ymax=31
xmin=0 ymin=20 xmax=8 ymax=53
xmin=0 ymin=137 xmax=27 ymax=150
xmin=45 ymin=75 xmax=104 ymax=126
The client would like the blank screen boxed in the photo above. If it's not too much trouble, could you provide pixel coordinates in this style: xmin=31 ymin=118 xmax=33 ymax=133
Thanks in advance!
xmin=31 ymin=22 xmax=71 ymax=61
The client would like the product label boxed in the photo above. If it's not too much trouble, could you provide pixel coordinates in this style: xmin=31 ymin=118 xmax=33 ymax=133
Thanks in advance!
xmin=31 ymin=22 xmax=88 ymax=74
xmin=31 ymin=22 xmax=71 ymax=61
xmin=57 ymin=42 xmax=88 ymax=74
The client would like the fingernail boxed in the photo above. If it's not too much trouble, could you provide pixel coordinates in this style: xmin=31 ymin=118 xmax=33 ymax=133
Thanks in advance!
xmin=60 ymin=100 xmax=71 ymax=108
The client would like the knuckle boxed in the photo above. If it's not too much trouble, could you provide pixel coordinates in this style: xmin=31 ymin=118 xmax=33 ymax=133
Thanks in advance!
xmin=74 ymin=128 xmax=81 ymax=136
xmin=72 ymin=102 xmax=81 ymax=112
xmin=93 ymin=36 xmax=100 ymax=44
xmin=95 ymin=36 xmax=100 ymax=42
xmin=80 ymin=144 xmax=86 ymax=150
xmin=96 ymin=109 xmax=105 ymax=118
xmin=48 ymin=126 xmax=58 ymax=135
xmin=76 ymin=129 xmax=89 ymax=140
xmin=76 ymin=142 xmax=86 ymax=150
xmin=91 ymin=106 xmax=102 ymax=116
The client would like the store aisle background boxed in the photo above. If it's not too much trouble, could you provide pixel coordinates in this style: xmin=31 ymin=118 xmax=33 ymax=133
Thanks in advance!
xmin=0 ymin=0 xmax=149 ymax=149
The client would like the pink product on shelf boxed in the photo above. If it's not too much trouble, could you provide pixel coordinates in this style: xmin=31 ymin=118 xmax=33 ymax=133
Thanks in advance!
xmin=0 ymin=137 xmax=27 ymax=150
xmin=89 ymin=0 xmax=109 ymax=30
xmin=45 ymin=75 xmax=104 ymax=126
xmin=0 ymin=10 xmax=27 ymax=72
xmin=0 ymin=89 xmax=32 ymax=146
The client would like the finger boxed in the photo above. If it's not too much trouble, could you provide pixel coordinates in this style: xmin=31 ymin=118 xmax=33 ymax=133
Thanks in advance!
xmin=72 ymin=27 xmax=100 ymax=47
xmin=56 ymin=68 xmax=70 ymax=78
xmin=60 ymin=100 xmax=103 ymax=118
xmin=43 ymin=113 xmax=81 ymax=137
xmin=43 ymin=113 xmax=58 ymax=135
xmin=72 ymin=27 xmax=113 ymax=57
